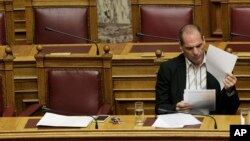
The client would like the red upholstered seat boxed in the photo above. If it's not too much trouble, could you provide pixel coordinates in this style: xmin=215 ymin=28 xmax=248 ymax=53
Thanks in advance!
xmin=0 ymin=12 xmax=6 ymax=45
xmin=140 ymin=6 xmax=193 ymax=42
xmin=47 ymin=70 xmax=109 ymax=115
xmin=34 ymin=7 xmax=88 ymax=44
xmin=20 ymin=69 xmax=112 ymax=116
xmin=231 ymin=7 xmax=250 ymax=41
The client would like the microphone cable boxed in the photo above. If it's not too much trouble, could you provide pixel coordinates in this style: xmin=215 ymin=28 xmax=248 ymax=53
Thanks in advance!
xmin=231 ymin=32 xmax=250 ymax=39
xmin=136 ymin=32 xmax=179 ymax=41
xmin=45 ymin=27 xmax=100 ymax=55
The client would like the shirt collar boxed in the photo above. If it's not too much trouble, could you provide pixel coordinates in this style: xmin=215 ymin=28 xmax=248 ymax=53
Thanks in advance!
xmin=185 ymin=53 xmax=206 ymax=69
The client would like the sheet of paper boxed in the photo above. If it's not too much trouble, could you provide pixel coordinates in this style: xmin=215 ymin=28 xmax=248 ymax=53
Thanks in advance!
xmin=36 ymin=112 xmax=93 ymax=127
xmin=184 ymin=89 xmax=216 ymax=111
xmin=152 ymin=113 xmax=201 ymax=128
xmin=206 ymin=44 xmax=238 ymax=89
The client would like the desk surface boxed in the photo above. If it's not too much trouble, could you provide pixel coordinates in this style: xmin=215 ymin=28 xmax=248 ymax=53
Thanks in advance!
xmin=8 ymin=42 xmax=226 ymax=63
xmin=0 ymin=115 xmax=240 ymax=140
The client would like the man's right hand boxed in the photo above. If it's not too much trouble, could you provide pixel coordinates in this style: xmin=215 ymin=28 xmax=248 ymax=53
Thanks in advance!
xmin=176 ymin=100 xmax=191 ymax=112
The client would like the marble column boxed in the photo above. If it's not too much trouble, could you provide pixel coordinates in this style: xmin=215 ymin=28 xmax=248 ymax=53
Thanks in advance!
xmin=97 ymin=0 xmax=132 ymax=43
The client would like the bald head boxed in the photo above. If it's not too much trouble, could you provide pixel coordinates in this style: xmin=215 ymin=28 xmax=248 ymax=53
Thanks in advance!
xmin=179 ymin=24 xmax=203 ymax=46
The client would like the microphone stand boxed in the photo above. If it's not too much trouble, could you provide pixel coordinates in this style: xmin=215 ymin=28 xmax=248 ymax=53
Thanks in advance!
xmin=157 ymin=108 xmax=217 ymax=129
xmin=231 ymin=32 xmax=250 ymax=39
xmin=136 ymin=32 xmax=179 ymax=41
xmin=42 ymin=106 xmax=98 ymax=129
xmin=45 ymin=27 xmax=100 ymax=55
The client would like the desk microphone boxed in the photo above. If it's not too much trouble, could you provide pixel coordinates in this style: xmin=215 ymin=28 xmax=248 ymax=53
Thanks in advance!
xmin=136 ymin=32 xmax=179 ymax=41
xmin=231 ymin=32 xmax=250 ymax=39
xmin=42 ymin=106 xmax=98 ymax=129
xmin=157 ymin=108 xmax=217 ymax=129
xmin=45 ymin=27 xmax=100 ymax=55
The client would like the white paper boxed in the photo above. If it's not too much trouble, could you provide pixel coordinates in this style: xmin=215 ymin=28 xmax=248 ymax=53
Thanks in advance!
xmin=152 ymin=113 xmax=201 ymax=128
xmin=36 ymin=112 xmax=93 ymax=127
xmin=184 ymin=89 xmax=216 ymax=111
xmin=206 ymin=44 xmax=238 ymax=89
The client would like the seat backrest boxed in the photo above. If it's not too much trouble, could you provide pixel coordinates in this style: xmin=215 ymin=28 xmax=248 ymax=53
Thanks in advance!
xmin=48 ymin=70 xmax=102 ymax=115
xmin=131 ymin=0 xmax=202 ymax=42
xmin=25 ymin=0 xmax=98 ymax=44
xmin=231 ymin=7 xmax=250 ymax=41
xmin=140 ymin=6 xmax=193 ymax=42
xmin=34 ymin=7 xmax=88 ymax=44
xmin=35 ymin=47 xmax=113 ymax=115
xmin=0 ymin=12 xmax=6 ymax=45
xmin=221 ymin=1 xmax=250 ymax=41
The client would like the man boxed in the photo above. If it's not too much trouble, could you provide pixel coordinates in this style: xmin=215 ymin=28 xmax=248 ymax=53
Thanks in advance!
xmin=155 ymin=24 xmax=239 ymax=115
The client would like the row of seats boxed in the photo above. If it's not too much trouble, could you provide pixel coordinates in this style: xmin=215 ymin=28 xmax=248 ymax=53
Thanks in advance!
xmin=2 ymin=4 xmax=250 ymax=45
xmin=1 ymin=46 xmax=113 ymax=117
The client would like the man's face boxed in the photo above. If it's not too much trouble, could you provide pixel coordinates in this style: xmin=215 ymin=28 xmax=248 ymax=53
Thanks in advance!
xmin=180 ymin=31 xmax=205 ymax=66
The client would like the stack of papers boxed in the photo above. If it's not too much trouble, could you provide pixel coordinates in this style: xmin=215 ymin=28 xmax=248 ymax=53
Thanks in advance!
xmin=152 ymin=113 xmax=201 ymax=128
xmin=36 ymin=113 xmax=93 ymax=127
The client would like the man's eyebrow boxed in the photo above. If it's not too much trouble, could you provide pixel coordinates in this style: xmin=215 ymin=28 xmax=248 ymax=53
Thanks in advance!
xmin=184 ymin=42 xmax=203 ymax=48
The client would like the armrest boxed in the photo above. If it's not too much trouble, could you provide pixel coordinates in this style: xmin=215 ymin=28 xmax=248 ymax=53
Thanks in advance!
xmin=2 ymin=107 xmax=15 ymax=117
xmin=18 ymin=103 xmax=43 ymax=117
xmin=97 ymin=103 xmax=112 ymax=115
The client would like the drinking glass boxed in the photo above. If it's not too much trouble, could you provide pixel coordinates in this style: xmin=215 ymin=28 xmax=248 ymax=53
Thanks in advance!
xmin=241 ymin=109 xmax=250 ymax=125
xmin=135 ymin=102 xmax=144 ymax=125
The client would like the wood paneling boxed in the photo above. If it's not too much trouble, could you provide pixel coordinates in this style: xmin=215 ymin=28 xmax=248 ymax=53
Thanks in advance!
xmin=0 ymin=46 xmax=14 ymax=109
xmin=0 ymin=0 xmax=15 ymax=45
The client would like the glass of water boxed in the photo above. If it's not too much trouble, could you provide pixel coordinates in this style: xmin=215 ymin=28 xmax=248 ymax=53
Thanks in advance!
xmin=241 ymin=109 xmax=250 ymax=125
xmin=135 ymin=101 xmax=144 ymax=125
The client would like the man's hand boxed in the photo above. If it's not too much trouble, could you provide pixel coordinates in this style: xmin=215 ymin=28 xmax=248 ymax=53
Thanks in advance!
xmin=223 ymin=73 xmax=237 ymax=90
xmin=176 ymin=100 xmax=191 ymax=112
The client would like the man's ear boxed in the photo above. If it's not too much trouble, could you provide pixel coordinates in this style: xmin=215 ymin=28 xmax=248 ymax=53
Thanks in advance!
xmin=202 ymin=36 xmax=206 ymax=44
xmin=179 ymin=42 xmax=183 ymax=52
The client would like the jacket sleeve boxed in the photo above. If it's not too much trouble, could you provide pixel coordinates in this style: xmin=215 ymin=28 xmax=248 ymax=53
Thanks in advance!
xmin=155 ymin=62 xmax=176 ymax=114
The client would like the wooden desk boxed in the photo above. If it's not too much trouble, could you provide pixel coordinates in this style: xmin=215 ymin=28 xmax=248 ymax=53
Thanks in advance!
xmin=5 ymin=42 xmax=250 ymax=115
xmin=0 ymin=115 xmax=240 ymax=140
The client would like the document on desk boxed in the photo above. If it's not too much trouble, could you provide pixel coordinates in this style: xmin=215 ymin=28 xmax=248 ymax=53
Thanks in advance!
xmin=152 ymin=113 xmax=201 ymax=128
xmin=206 ymin=44 xmax=238 ymax=89
xmin=184 ymin=89 xmax=216 ymax=111
xmin=36 ymin=112 xmax=93 ymax=127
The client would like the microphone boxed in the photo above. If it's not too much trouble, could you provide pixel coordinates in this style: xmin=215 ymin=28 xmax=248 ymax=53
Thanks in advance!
xmin=157 ymin=108 xmax=217 ymax=129
xmin=42 ymin=106 xmax=98 ymax=129
xmin=136 ymin=32 xmax=179 ymax=41
xmin=231 ymin=32 xmax=250 ymax=39
xmin=45 ymin=27 xmax=100 ymax=55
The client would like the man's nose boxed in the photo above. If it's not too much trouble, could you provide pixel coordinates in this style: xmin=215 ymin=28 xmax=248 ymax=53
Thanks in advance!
xmin=193 ymin=47 xmax=199 ymax=55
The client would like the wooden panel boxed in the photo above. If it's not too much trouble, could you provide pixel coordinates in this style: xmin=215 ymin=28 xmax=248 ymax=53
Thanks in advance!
xmin=0 ymin=0 xmax=15 ymax=45
xmin=210 ymin=1 xmax=222 ymax=37
xmin=0 ymin=46 xmax=14 ymax=109
xmin=13 ymin=56 xmax=37 ymax=115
